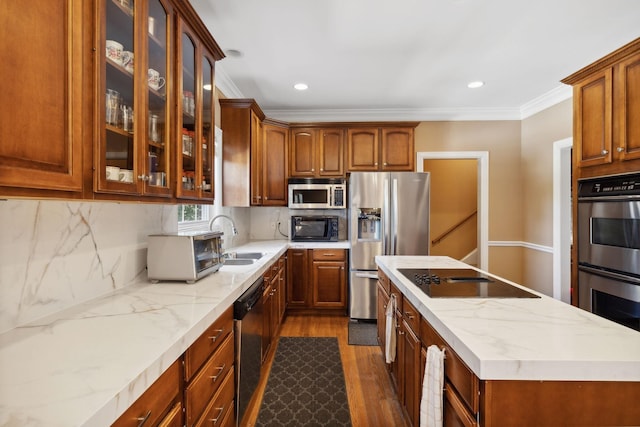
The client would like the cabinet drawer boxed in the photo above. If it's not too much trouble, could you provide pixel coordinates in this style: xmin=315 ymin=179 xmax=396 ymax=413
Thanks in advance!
xmin=389 ymin=282 xmax=403 ymax=313
xmin=185 ymin=333 xmax=235 ymax=426
xmin=312 ymin=249 xmax=345 ymax=261
xmin=378 ymin=269 xmax=390 ymax=293
xmin=444 ymin=384 xmax=478 ymax=427
xmin=420 ymin=317 xmax=479 ymax=414
xmin=158 ymin=401 xmax=183 ymax=427
xmin=185 ymin=306 xmax=233 ymax=381
xmin=112 ymin=359 xmax=180 ymax=427
xmin=194 ymin=366 xmax=235 ymax=427
xmin=402 ymin=296 xmax=420 ymax=336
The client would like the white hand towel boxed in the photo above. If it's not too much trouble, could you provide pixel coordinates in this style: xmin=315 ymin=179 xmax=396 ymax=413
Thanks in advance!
xmin=420 ymin=344 xmax=445 ymax=427
xmin=385 ymin=294 xmax=397 ymax=364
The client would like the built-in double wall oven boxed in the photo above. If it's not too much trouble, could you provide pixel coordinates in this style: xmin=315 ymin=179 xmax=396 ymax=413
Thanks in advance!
xmin=577 ymin=173 xmax=640 ymax=331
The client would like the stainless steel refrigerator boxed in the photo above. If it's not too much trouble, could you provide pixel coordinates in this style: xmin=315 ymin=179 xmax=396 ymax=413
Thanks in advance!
xmin=349 ymin=172 xmax=430 ymax=319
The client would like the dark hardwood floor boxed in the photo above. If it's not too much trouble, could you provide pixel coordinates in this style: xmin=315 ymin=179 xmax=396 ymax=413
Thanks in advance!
xmin=241 ymin=314 xmax=410 ymax=427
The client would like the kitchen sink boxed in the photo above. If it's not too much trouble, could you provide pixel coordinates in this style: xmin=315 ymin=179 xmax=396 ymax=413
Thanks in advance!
xmin=234 ymin=252 xmax=265 ymax=260
xmin=221 ymin=252 xmax=265 ymax=266
xmin=223 ymin=258 xmax=255 ymax=266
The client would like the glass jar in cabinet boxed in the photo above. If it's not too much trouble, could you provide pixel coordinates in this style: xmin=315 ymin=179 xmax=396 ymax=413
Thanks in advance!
xmin=97 ymin=0 xmax=172 ymax=198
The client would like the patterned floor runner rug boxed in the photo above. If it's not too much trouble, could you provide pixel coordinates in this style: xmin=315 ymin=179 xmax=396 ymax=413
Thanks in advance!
xmin=256 ymin=337 xmax=352 ymax=426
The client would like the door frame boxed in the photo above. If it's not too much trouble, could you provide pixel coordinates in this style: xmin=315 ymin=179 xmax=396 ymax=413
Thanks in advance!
xmin=552 ymin=137 xmax=572 ymax=303
xmin=417 ymin=151 xmax=489 ymax=271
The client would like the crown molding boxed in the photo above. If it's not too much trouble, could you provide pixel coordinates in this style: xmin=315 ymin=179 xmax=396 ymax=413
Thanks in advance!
xmin=519 ymin=85 xmax=573 ymax=119
xmin=215 ymin=64 xmax=245 ymax=99
xmin=262 ymin=107 xmax=523 ymax=123
xmin=215 ymin=74 xmax=573 ymax=122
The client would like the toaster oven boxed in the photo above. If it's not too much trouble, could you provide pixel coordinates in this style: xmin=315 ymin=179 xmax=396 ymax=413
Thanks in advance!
xmin=147 ymin=231 xmax=224 ymax=283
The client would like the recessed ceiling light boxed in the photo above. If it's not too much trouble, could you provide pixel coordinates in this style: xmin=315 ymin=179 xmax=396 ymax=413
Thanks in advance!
xmin=224 ymin=49 xmax=243 ymax=58
xmin=294 ymin=83 xmax=308 ymax=91
xmin=467 ymin=81 xmax=485 ymax=89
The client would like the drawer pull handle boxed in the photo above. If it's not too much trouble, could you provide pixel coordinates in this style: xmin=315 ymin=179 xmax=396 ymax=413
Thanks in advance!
xmin=136 ymin=411 xmax=152 ymax=427
xmin=404 ymin=311 xmax=414 ymax=319
xmin=210 ymin=405 xmax=225 ymax=425
xmin=209 ymin=328 xmax=224 ymax=342
xmin=210 ymin=363 xmax=226 ymax=382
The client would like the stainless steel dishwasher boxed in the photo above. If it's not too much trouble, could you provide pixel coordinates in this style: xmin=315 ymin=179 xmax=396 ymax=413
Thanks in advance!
xmin=234 ymin=277 xmax=264 ymax=425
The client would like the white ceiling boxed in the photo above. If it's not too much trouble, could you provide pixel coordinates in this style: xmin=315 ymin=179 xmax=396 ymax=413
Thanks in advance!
xmin=190 ymin=0 xmax=640 ymax=122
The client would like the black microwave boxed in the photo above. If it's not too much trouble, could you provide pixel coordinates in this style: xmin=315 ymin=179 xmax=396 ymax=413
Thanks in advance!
xmin=291 ymin=216 xmax=339 ymax=241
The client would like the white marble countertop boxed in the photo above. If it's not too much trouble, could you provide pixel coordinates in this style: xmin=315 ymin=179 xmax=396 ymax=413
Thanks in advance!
xmin=376 ymin=255 xmax=640 ymax=382
xmin=0 ymin=240 xmax=290 ymax=427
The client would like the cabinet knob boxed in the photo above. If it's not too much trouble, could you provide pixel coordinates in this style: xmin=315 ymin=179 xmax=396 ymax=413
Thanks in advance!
xmin=384 ymin=162 xmax=388 ymax=166
xmin=601 ymin=149 xmax=609 ymax=155
xmin=311 ymin=168 xmax=315 ymax=172
xmin=617 ymin=147 xmax=624 ymax=152
xmin=138 ymin=174 xmax=150 ymax=181
xmin=320 ymin=168 xmax=323 ymax=172
xmin=374 ymin=162 xmax=378 ymax=166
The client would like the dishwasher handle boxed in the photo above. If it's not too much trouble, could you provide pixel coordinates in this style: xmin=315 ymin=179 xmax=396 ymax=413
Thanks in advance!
xmin=234 ymin=277 xmax=264 ymax=319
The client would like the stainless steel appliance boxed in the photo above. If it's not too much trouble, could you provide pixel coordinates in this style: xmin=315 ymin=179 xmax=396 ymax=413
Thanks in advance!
xmin=577 ymin=173 xmax=640 ymax=331
xmin=349 ymin=172 xmax=430 ymax=319
xmin=147 ymin=231 xmax=223 ymax=283
xmin=288 ymin=178 xmax=346 ymax=209
xmin=234 ymin=277 xmax=264 ymax=424
xmin=398 ymin=268 xmax=540 ymax=298
xmin=290 ymin=215 xmax=339 ymax=242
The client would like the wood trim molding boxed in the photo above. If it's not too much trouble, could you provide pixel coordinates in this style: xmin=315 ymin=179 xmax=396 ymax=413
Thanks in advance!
xmin=561 ymin=37 xmax=640 ymax=85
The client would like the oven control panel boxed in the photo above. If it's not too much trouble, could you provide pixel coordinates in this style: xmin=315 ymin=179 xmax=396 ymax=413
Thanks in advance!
xmin=579 ymin=173 xmax=640 ymax=197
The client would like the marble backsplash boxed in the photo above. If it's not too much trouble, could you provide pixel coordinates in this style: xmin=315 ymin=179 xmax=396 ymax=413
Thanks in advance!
xmin=0 ymin=199 xmax=176 ymax=333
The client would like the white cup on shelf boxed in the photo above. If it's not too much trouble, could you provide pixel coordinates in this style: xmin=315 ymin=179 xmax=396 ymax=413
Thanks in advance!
xmin=106 ymin=40 xmax=123 ymax=65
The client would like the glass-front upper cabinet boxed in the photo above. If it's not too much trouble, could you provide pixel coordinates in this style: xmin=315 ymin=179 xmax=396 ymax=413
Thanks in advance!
xmin=98 ymin=0 xmax=171 ymax=198
xmin=201 ymin=56 xmax=215 ymax=198
xmin=144 ymin=0 xmax=171 ymax=196
xmin=176 ymin=20 xmax=215 ymax=201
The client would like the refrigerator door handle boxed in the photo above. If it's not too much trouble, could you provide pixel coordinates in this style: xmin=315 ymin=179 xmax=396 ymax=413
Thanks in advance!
xmin=355 ymin=272 xmax=379 ymax=279
xmin=392 ymin=178 xmax=398 ymax=255
xmin=383 ymin=177 xmax=390 ymax=256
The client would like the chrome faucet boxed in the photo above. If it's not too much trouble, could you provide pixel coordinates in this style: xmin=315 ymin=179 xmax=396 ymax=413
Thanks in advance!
xmin=209 ymin=214 xmax=239 ymax=236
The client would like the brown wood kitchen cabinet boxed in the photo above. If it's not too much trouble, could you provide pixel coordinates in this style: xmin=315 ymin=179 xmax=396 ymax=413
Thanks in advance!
xmin=262 ymin=254 xmax=287 ymax=361
xmin=287 ymin=248 xmax=347 ymax=312
xmin=289 ymin=127 xmax=345 ymax=177
xmin=346 ymin=126 xmax=417 ymax=172
xmin=183 ymin=305 xmax=235 ymax=427
xmin=220 ymin=100 xmax=288 ymax=206
xmin=112 ymin=358 xmax=182 ymax=427
xmin=1 ymin=0 xmax=223 ymax=204
xmin=261 ymin=121 xmax=289 ymax=205
xmin=0 ymin=0 xmax=90 ymax=198
xmin=562 ymin=37 xmax=640 ymax=179
xmin=311 ymin=249 xmax=347 ymax=309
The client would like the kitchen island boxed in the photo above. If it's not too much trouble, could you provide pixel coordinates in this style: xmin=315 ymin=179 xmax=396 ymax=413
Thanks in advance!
xmin=376 ymin=255 xmax=640 ymax=426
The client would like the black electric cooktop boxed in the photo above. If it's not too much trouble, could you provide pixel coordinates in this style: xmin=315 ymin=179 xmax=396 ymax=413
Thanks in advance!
xmin=397 ymin=268 xmax=540 ymax=299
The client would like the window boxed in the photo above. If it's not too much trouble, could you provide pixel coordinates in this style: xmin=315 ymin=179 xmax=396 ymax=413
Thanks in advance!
xmin=178 ymin=204 xmax=211 ymax=232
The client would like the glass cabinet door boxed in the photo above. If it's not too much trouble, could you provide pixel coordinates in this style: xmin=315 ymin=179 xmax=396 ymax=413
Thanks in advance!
xmin=101 ymin=0 xmax=137 ymax=191
xmin=178 ymin=27 xmax=198 ymax=199
xmin=201 ymin=55 xmax=214 ymax=198
xmin=144 ymin=0 xmax=171 ymax=195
